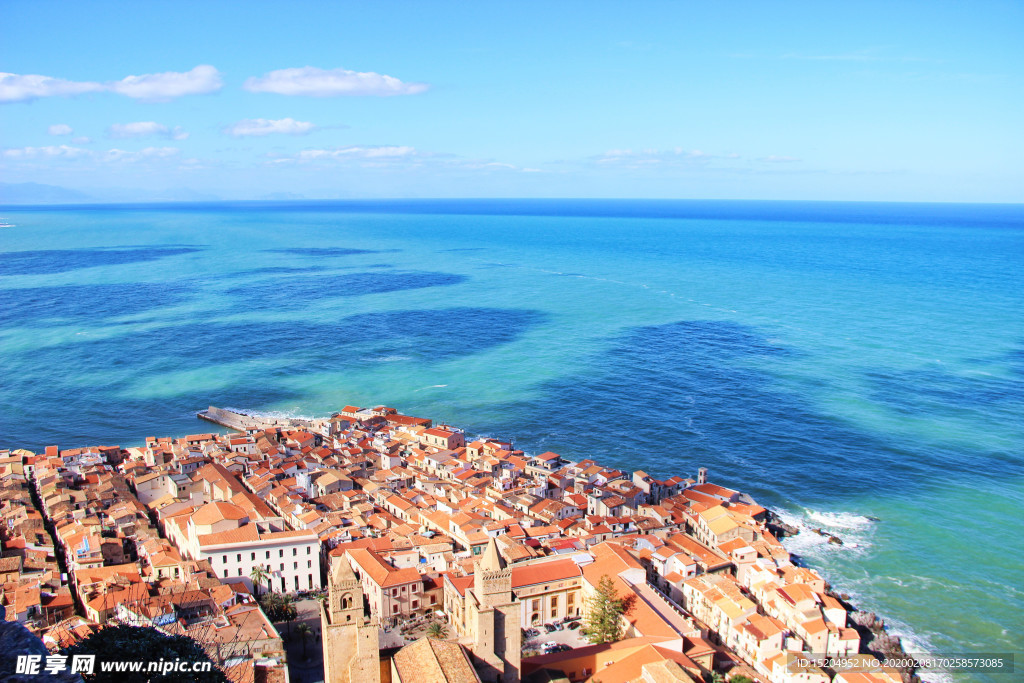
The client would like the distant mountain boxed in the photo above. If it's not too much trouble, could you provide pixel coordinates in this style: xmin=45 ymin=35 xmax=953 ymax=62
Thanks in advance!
xmin=89 ymin=187 xmax=222 ymax=203
xmin=0 ymin=182 xmax=93 ymax=205
xmin=0 ymin=183 xmax=223 ymax=205
xmin=260 ymin=191 xmax=307 ymax=201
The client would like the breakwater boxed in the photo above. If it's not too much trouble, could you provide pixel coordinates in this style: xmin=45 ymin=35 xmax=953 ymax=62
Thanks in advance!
xmin=197 ymin=405 xmax=325 ymax=433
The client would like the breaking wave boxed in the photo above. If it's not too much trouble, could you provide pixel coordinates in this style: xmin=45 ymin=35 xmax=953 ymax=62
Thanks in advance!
xmin=804 ymin=509 xmax=876 ymax=530
xmin=221 ymin=406 xmax=319 ymax=421
xmin=774 ymin=506 xmax=877 ymax=556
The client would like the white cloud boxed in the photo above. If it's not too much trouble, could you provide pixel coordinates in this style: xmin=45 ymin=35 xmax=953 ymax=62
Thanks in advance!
xmin=224 ymin=118 xmax=316 ymax=137
xmin=265 ymin=143 xmax=546 ymax=177
xmin=107 ymin=65 xmax=222 ymax=102
xmin=0 ymin=65 xmax=222 ymax=103
xmin=592 ymin=148 xmax=718 ymax=167
xmin=3 ymin=145 xmax=90 ymax=159
xmin=138 ymin=146 xmax=180 ymax=158
xmin=758 ymin=155 xmax=800 ymax=163
xmin=585 ymin=147 xmax=806 ymax=172
xmin=108 ymin=122 xmax=189 ymax=140
xmin=3 ymin=145 xmax=179 ymax=164
xmin=271 ymin=146 xmax=531 ymax=175
xmin=293 ymin=145 xmax=419 ymax=160
xmin=244 ymin=66 xmax=427 ymax=97
xmin=1 ymin=73 xmax=103 ymax=103
xmin=101 ymin=147 xmax=180 ymax=163
xmin=48 ymin=124 xmax=74 ymax=136
xmin=72 ymin=136 xmax=92 ymax=144
xmin=459 ymin=161 xmax=517 ymax=170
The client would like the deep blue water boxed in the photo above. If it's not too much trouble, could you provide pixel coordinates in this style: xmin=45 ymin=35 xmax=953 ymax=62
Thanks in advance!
xmin=1 ymin=199 xmax=1022 ymax=679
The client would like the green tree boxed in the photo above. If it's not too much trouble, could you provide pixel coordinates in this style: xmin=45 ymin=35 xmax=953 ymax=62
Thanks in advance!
xmin=425 ymin=621 xmax=448 ymax=639
xmin=258 ymin=591 xmax=281 ymax=619
xmin=280 ymin=593 xmax=297 ymax=637
xmin=249 ymin=564 xmax=270 ymax=598
xmin=728 ymin=676 xmax=754 ymax=683
xmin=296 ymin=622 xmax=312 ymax=660
xmin=259 ymin=591 xmax=297 ymax=625
xmin=582 ymin=575 xmax=625 ymax=645
xmin=61 ymin=624 xmax=227 ymax=682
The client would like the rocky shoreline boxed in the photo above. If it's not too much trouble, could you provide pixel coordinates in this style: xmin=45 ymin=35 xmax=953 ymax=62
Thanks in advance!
xmin=765 ymin=510 xmax=921 ymax=683
xmin=765 ymin=508 xmax=845 ymax=545
xmin=845 ymin=605 xmax=922 ymax=683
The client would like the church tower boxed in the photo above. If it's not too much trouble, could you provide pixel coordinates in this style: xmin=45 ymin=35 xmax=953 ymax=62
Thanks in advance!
xmin=474 ymin=537 xmax=513 ymax=608
xmin=321 ymin=556 xmax=381 ymax=683
xmin=469 ymin=538 xmax=521 ymax=683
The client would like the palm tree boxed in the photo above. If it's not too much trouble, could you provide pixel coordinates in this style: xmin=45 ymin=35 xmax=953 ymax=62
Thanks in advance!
xmin=249 ymin=565 xmax=270 ymax=598
xmin=425 ymin=621 xmax=448 ymax=639
xmin=296 ymin=622 xmax=312 ymax=660
xmin=280 ymin=593 xmax=297 ymax=638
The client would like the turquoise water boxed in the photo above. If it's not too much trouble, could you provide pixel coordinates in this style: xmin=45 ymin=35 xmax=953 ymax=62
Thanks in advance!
xmin=1 ymin=200 xmax=1022 ymax=678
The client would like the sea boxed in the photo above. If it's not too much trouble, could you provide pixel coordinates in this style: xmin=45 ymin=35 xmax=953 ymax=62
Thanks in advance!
xmin=1 ymin=199 xmax=1021 ymax=680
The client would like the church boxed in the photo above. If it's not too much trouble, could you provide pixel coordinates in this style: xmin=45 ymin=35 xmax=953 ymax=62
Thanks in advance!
xmin=321 ymin=537 xmax=521 ymax=683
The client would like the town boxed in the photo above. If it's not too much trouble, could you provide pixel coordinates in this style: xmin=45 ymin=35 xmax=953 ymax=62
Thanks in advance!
xmin=1 ymin=405 xmax=909 ymax=683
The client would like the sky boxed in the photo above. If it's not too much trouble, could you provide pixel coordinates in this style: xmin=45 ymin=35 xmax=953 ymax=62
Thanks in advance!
xmin=2 ymin=0 xmax=1022 ymax=203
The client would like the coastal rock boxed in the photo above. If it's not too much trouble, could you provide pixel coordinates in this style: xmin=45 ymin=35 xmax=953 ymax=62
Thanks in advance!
xmin=850 ymin=611 xmax=883 ymax=630
xmin=826 ymin=590 xmax=856 ymax=611
xmin=764 ymin=510 xmax=800 ymax=538
xmin=809 ymin=527 xmax=845 ymax=545
xmin=768 ymin=522 xmax=800 ymax=538
xmin=872 ymin=633 xmax=903 ymax=655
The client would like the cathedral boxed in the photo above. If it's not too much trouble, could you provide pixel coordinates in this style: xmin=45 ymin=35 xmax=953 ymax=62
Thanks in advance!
xmin=320 ymin=554 xmax=384 ymax=683
xmin=460 ymin=538 xmax=522 ymax=683
xmin=321 ymin=538 xmax=521 ymax=683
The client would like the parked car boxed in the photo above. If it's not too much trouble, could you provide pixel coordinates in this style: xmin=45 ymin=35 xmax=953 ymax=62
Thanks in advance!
xmin=523 ymin=627 xmax=540 ymax=638
xmin=552 ymin=622 xmax=564 ymax=631
xmin=543 ymin=623 xmax=557 ymax=633
xmin=567 ymin=621 xmax=582 ymax=630
xmin=551 ymin=644 xmax=572 ymax=653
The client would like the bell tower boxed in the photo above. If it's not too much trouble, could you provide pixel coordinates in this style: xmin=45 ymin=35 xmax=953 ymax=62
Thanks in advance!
xmin=469 ymin=538 xmax=521 ymax=683
xmin=328 ymin=556 xmax=364 ymax=626
xmin=475 ymin=536 xmax=513 ymax=608
xmin=321 ymin=555 xmax=380 ymax=683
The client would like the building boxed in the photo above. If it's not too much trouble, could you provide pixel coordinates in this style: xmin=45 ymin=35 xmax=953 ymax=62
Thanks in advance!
xmin=321 ymin=556 xmax=383 ymax=683
xmin=172 ymin=501 xmax=321 ymax=592
xmin=345 ymin=547 xmax=429 ymax=620
xmin=391 ymin=637 xmax=480 ymax=682
xmin=511 ymin=558 xmax=583 ymax=626
xmin=457 ymin=539 xmax=522 ymax=683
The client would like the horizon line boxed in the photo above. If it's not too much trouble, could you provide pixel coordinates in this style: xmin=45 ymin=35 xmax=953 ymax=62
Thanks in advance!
xmin=4 ymin=196 xmax=1024 ymax=210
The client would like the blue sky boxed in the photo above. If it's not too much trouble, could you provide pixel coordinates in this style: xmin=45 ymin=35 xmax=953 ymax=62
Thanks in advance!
xmin=2 ymin=0 xmax=1022 ymax=202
